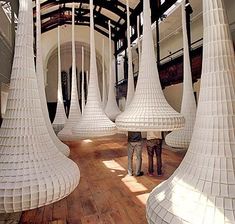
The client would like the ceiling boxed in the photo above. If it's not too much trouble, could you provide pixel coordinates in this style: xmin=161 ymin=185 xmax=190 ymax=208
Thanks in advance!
xmin=33 ymin=0 xmax=179 ymax=44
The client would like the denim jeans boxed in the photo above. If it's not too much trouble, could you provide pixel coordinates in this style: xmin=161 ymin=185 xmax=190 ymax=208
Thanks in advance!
xmin=146 ymin=139 xmax=163 ymax=175
xmin=127 ymin=141 xmax=142 ymax=175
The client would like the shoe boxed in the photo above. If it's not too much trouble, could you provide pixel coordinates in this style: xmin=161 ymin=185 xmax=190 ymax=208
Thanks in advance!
xmin=147 ymin=173 xmax=154 ymax=177
xmin=136 ymin=171 xmax=144 ymax=177
xmin=128 ymin=171 xmax=133 ymax=176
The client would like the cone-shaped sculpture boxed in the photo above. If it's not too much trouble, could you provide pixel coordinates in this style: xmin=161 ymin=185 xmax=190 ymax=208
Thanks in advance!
xmin=165 ymin=1 xmax=197 ymax=150
xmin=53 ymin=26 xmax=67 ymax=134
xmin=36 ymin=0 xmax=69 ymax=156
xmin=125 ymin=0 xmax=135 ymax=108
xmin=101 ymin=39 xmax=107 ymax=109
xmin=81 ymin=47 xmax=85 ymax=114
xmin=105 ymin=21 xmax=121 ymax=121
xmin=0 ymin=0 xmax=80 ymax=213
xmin=116 ymin=0 xmax=184 ymax=131
xmin=72 ymin=0 xmax=116 ymax=139
xmin=58 ymin=5 xmax=81 ymax=141
xmin=147 ymin=0 xmax=235 ymax=223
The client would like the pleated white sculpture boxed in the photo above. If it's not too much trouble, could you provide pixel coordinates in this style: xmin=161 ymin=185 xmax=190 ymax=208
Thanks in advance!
xmin=101 ymin=39 xmax=107 ymax=109
xmin=52 ymin=26 xmax=67 ymax=134
xmin=58 ymin=5 xmax=81 ymax=141
xmin=81 ymin=47 xmax=85 ymax=114
xmin=0 ymin=0 xmax=80 ymax=213
xmin=72 ymin=0 xmax=116 ymax=139
xmin=165 ymin=0 xmax=197 ymax=150
xmin=125 ymin=0 xmax=135 ymax=108
xmin=147 ymin=0 xmax=235 ymax=223
xmin=105 ymin=21 xmax=121 ymax=121
xmin=116 ymin=0 xmax=184 ymax=131
xmin=36 ymin=0 xmax=69 ymax=156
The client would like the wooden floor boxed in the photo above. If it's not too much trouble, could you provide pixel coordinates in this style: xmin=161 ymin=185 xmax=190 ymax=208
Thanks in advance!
xmin=19 ymin=134 xmax=185 ymax=224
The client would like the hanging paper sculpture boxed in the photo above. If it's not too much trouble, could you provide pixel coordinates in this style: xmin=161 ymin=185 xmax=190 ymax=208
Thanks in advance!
xmin=36 ymin=0 xmax=69 ymax=156
xmin=165 ymin=0 xmax=197 ymax=150
xmin=0 ymin=0 xmax=80 ymax=213
xmin=116 ymin=0 xmax=184 ymax=131
xmin=125 ymin=0 xmax=135 ymax=108
xmin=105 ymin=21 xmax=121 ymax=121
xmin=101 ymin=39 xmax=107 ymax=109
xmin=52 ymin=26 xmax=67 ymax=134
xmin=147 ymin=0 xmax=235 ymax=223
xmin=72 ymin=0 xmax=116 ymax=139
xmin=58 ymin=4 xmax=81 ymax=141
xmin=81 ymin=47 xmax=85 ymax=114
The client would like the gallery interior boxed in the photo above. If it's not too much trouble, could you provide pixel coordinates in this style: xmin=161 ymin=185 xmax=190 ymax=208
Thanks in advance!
xmin=0 ymin=0 xmax=235 ymax=223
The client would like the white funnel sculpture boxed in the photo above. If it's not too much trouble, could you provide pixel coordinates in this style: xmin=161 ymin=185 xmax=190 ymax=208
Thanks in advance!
xmin=147 ymin=0 xmax=235 ymax=223
xmin=116 ymin=0 xmax=184 ymax=131
xmin=72 ymin=0 xmax=116 ymax=139
xmin=125 ymin=0 xmax=135 ymax=108
xmin=58 ymin=5 xmax=81 ymax=141
xmin=53 ymin=26 xmax=67 ymax=134
xmin=0 ymin=0 xmax=80 ymax=213
xmin=81 ymin=47 xmax=85 ymax=114
xmin=101 ymin=39 xmax=107 ymax=109
xmin=36 ymin=0 xmax=69 ymax=156
xmin=105 ymin=21 xmax=121 ymax=121
xmin=165 ymin=1 xmax=197 ymax=150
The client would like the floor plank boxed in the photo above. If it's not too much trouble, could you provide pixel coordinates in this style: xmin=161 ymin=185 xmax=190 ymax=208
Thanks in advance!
xmin=19 ymin=134 xmax=185 ymax=224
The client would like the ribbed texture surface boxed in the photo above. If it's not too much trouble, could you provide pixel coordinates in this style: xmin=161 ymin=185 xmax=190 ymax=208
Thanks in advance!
xmin=0 ymin=0 xmax=80 ymax=213
xmin=52 ymin=26 xmax=67 ymax=134
xmin=101 ymin=40 xmax=107 ymax=110
xmin=36 ymin=0 xmax=69 ymax=156
xmin=72 ymin=0 xmax=116 ymax=139
xmin=104 ymin=21 xmax=121 ymax=121
xmin=165 ymin=1 xmax=197 ymax=150
xmin=147 ymin=0 xmax=235 ymax=223
xmin=116 ymin=0 xmax=185 ymax=132
xmin=58 ymin=5 xmax=81 ymax=141
xmin=125 ymin=0 xmax=135 ymax=108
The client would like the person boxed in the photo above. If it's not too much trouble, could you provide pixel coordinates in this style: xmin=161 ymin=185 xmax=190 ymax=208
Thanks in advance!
xmin=127 ymin=131 xmax=144 ymax=176
xmin=146 ymin=131 xmax=163 ymax=176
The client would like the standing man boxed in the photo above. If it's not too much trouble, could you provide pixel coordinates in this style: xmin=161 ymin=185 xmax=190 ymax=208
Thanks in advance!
xmin=127 ymin=131 xmax=144 ymax=176
xmin=146 ymin=131 xmax=163 ymax=176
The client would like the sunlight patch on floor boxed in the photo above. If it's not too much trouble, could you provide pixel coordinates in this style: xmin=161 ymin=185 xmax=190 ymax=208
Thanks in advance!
xmin=136 ymin=193 xmax=150 ymax=205
xmin=83 ymin=139 xmax=93 ymax=143
xmin=121 ymin=175 xmax=148 ymax=193
xmin=103 ymin=160 xmax=126 ymax=171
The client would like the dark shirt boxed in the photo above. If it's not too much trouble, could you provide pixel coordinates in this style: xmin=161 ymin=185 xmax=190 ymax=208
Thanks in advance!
xmin=128 ymin=131 xmax=142 ymax=142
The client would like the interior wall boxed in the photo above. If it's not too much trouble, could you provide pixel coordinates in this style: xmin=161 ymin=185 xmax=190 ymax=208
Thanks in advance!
xmin=159 ymin=16 xmax=203 ymax=60
xmin=0 ymin=7 xmax=14 ymax=84
xmin=41 ymin=25 xmax=111 ymax=87
xmin=46 ymin=41 xmax=103 ymax=102
xmin=1 ymin=83 xmax=9 ymax=117
xmin=163 ymin=80 xmax=201 ymax=112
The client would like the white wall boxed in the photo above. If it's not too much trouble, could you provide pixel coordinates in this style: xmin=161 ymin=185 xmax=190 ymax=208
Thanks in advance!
xmin=163 ymin=80 xmax=201 ymax=112
xmin=46 ymin=41 xmax=104 ymax=102
xmin=41 ymin=25 xmax=111 ymax=102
